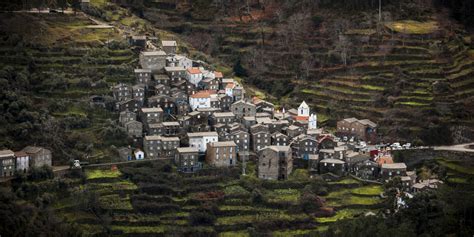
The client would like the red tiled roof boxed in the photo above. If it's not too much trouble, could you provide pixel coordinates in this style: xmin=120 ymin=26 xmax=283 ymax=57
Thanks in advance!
xmin=294 ymin=115 xmax=309 ymax=121
xmin=376 ymin=156 xmax=394 ymax=165
xmin=214 ymin=71 xmax=223 ymax=78
xmin=226 ymin=83 xmax=235 ymax=89
xmin=190 ymin=90 xmax=217 ymax=98
xmin=187 ymin=67 xmax=201 ymax=74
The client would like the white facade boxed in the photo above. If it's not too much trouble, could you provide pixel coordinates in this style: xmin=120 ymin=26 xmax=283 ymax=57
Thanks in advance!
xmin=308 ymin=113 xmax=317 ymax=130
xmin=189 ymin=96 xmax=211 ymax=110
xmin=134 ymin=150 xmax=145 ymax=160
xmin=298 ymin=101 xmax=310 ymax=117
xmin=186 ymin=68 xmax=203 ymax=86
xmin=15 ymin=154 xmax=29 ymax=172
xmin=188 ymin=132 xmax=218 ymax=153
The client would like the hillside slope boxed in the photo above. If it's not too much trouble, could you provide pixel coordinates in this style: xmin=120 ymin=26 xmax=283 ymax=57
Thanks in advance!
xmin=138 ymin=0 xmax=474 ymax=144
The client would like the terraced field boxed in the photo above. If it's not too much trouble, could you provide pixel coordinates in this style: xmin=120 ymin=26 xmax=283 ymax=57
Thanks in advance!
xmin=54 ymin=162 xmax=385 ymax=236
xmin=142 ymin=3 xmax=474 ymax=142
xmin=0 ymin=12 xmax=136 ymax=163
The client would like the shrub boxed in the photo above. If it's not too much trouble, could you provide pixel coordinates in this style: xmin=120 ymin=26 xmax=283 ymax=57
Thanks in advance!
xmin=189 ymin=210 xmax=216 ymax=226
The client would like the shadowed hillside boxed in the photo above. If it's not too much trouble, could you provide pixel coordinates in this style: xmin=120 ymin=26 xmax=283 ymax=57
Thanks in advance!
xmin=135 ymin=0 xmax=474 ymax=145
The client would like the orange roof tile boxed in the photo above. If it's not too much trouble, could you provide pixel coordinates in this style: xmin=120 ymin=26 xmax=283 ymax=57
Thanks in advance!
xmin=376 ymin=156 xmax=394 ymax=165
xmin=226 ymin=83 xmax=235 ymax=89
xmin=294 ymin=115 xmax=309 ymax=121
xmin=187 ymin=67 xmax=201 ymax=74
xmin=214 ymin=71 xmax=223 ymax=78
xmin=190 ymin=90 xmax=217 ymax=98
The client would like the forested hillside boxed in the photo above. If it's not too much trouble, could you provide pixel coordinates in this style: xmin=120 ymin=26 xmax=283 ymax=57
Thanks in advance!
xmin=134 ymin=0 xmax=474 ymax=145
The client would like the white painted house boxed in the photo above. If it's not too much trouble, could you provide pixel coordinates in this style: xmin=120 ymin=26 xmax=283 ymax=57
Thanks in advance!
xmin=189 ymin=90 xmax=216 ymax=110
xmin=134 ymin=149 xmax=145 ymax=160
xmin=298 ymin=101 xmax=310 ymax=117
xmin=308 ymin=113 xmax=317 ymax=130
xmin=225 ymin=83 xmax=235 ymax=97
xmin=186 ymin=67 xmax=203 ymax=86
xmin=188 ymin=132 xmax=219 ymax=153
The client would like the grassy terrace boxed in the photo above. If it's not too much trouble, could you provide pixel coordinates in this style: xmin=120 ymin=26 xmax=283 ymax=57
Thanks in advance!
xmin=56 ymin=163 xmax=385 ymax=236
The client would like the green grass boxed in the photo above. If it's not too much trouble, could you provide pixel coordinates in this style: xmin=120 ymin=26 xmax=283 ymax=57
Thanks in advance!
xmin=350 ymin=185 xmax=383 ymax=196
xmin=86 ymin=169 xmax=122 ymax=179
xmin=216 ymin=212 xmax=309 ymax=225
xmin=110 ymin=225 xmax=166 ymax=234
xmin=268 ymin=189 xmax=301 ymax=203
xmin=385 ymin=20 xmax=438 ymax=34
xmin=315 ymin=209 xmax=368 ymax=223
xmin=328 ymin=178 xmax=360 ymax=185
xmin=396 ymin=101 xmax=430 ymax=106
xmin=437 ymin=159 xmax=474 ymax=175
xmin=99 ymin=194 xmax=133 ymax=210
xmin=219 ymin=231 xmax=249 ymax=237
xmin=224 ymin=185 xmax=250 ymax=196
xmin=361 ymin=85 xmax=385 ymax=91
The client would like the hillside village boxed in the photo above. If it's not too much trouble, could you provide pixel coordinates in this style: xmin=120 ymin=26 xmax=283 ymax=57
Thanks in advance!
xmin=99 ymin=36 xmax=438 ymax=194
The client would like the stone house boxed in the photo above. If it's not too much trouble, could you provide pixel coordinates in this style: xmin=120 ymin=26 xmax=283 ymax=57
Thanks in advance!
xmin=271 ymin=132 xmax=289 ymax=146
xmin=243 ymin=116 xmax=257 ymax=129
xmin=140 ymin=107 xmax=163 ymax=127
xmin=22 ymin=146 xmax=52 ymax=167
xmin=286 ymin=125 xmax=304 ymax=138
xmin=354 ymin=160 xmax=380 ymax=180
xmin=318 ymin=135 xmax=336 ymax=150
xmin=134 ymin=68 xmax=152 ymax=86
xmin=165 ymin=66 xmax=186 ymax=80
xmin=381 ymin=163 xmax=407 ymax=180
xmin=143 ymin=135 xmax=179 ymax=159
xmin=125 ymin=120 xmax=143 ymax=138
xmin=336 ymin=117 xmax=377 ymax=143
xmin=112 ymin=83 xmax=132 ymax=102
xmin=258 ymin=146 xmax=293 ymax=180
xmin=188 ymin=131 xmax=219 ymax=153
xmin=171 ymin=89 xmax=188 ymax=104
xmin=210 ymin=97 xmax=221 ymax=110
xmin=129 ymin=35 xmax=146 ymax=48
xmin=233 ymin=85 xmax=245 ymax=101
xmin=119 ymin=111 xmax=136 ymax=126
xmin=231 ymin=100 xmax=257 ymax=119
xmin=206 ymin=141 xmax=238 ymax=167
xmin=132 ymin=84 xmax=146 ymax=105
xmin=319 ymin=149 xmax=335 ymax=160
xmin=219 ymin=94 xmax=233 ymax=111
xmin=230 ymin=129 xmax=250 ymax=159
xmin=292 ymin=135 xmax=318 ymax=159
xmin=319 ymin=159 xmax=346 ymax=176
xmin=155 ymin=84 xmax=171 ymax=96
xmin=117 ymin=98 xmax=140 ymax=113
xmin=162 ymin=40 xmax=177 ymax=54
xmin=199 ymin=78 xmax=220 ymax=90
xmin=176 ymin=101 xmax=191 ymax=116
xmin=220 ymin=78 xmax=235 ymax=89
xmin=14 ymin=151 xmax=29 ymax=173
xmin=139 ymin=51 xmax=167 ymax=72
xmin=210 ymin=112 xmax=235 ymax=125
xmin=117 ymin=147 xmax=132 ymax=161
xmin=251 ymin=131 xmax=271 ymax=152
xmin=0 ymin=150 xmax=16 ymax=177
xmin=154 ymin=74 xmax=171 ymax=86
xmin=148 ymin=95 xmax=176 ymax=115
xmin=161 ymin=122 xmax=181 ymax=136
xmin=176 ymin=147 xmax=201 ymax=173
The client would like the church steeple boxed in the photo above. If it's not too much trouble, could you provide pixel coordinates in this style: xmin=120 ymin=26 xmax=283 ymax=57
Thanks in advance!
xmin=298 ymin=101 xmax=309 ymax=117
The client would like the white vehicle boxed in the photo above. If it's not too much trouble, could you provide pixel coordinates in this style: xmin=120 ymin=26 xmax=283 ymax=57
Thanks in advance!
xmin=359 ymin=141 xmax=367 ymax=148
xmin=403 ymin=143 xmax=411 ymax=149
xmin=343 ymin=136 xmax=348 ymax=142
xmin=391 ymin=143 xmax=402 ymax=150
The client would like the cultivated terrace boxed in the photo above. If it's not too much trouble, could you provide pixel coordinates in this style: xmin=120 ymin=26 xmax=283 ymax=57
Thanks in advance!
xmin=0 ymin=0 xmax=474 ymax=237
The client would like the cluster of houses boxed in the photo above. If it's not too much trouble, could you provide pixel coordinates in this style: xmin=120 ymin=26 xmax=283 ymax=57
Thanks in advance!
xmin=0 ymin=146 xmax=52 ymax=178
xmin=109 ymin=37 xmax=443 ymax=193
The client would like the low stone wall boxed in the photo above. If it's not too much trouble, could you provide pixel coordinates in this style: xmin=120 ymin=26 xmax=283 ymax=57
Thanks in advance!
xmin=393 ymin=149 xmax=474 ymax=167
